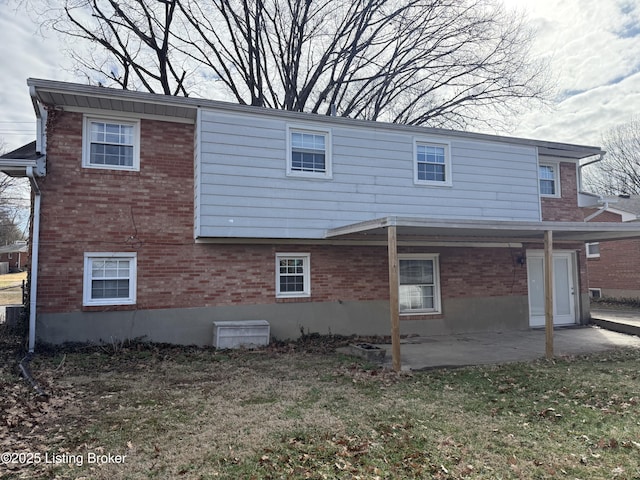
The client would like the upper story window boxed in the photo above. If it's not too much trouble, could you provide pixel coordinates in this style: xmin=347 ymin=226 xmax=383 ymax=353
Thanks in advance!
xmin=398 ymin=254 xmax=441 ymax=314
xmin=83 ymin=116 xmax=140 ymax=171
xmin=276 ymin=253 xmax=311 ymax=298
xmin=83 ymin=252 xmax=137 ymax=306
xmin=539 ymin=163 xmax=560 ymax=197
xmin=287 ymin=126 xmax=332 ymax=178
xmin=414 ymin=139 xmax=452 ymax=186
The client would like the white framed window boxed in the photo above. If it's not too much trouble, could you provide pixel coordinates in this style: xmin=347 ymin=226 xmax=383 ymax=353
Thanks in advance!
xmin=398 ymin=254 xmax=441 ymax=314
xmin=539 ymin=163 xmax=560 ymax=197
xmin=286 ymin=126 xmax=332 ymax=178
xmin=83 ymin=253 xmax=137 ymax=306
xmin=586 ymin=242 xmax=600 ymax=258
xmin=414 ymin=139 xmax=452 ymax=186
xmin=589 ymin=288 xmax=602 ymax=299
xmin=276 ymin=253 xmax=311 ymax=298
xmin=83 ymin=116 xmax=140 ymax=171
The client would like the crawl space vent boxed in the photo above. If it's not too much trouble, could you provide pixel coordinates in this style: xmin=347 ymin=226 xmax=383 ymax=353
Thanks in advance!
xmin=213 ymin=320 xmax=270 ymax=349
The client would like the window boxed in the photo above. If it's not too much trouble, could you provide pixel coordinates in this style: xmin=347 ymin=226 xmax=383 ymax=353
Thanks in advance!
xmin=589 ymin=288 xmax=602 ymax=299
xmin=539 ymin=163 xmax=559 ymax=197
xmin=414 ymin=140 xmax=451 ymax=186
xmin=287 ymin=126 xmax=331 ymax=178
xmin=276 ymin=253 xmax=311 ymax=298
xmin=586 ymin=242 xmax=600 ymax=258
xmin=83 ymin=116 xmax=140 ymax=171
xmin=83 ymin=253 xmax=137 ymax=306
xmin=398 ymin=254 xmax=441 ymax=314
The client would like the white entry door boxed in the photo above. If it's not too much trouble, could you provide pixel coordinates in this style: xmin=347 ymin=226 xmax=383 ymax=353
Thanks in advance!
xmin=527 ymin=251 xmax=576 ymax=327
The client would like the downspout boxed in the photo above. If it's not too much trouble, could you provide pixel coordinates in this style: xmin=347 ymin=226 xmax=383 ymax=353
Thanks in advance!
xmin=579 ymin=153 xmax=607 ymax=222
xmin=26 ymin=166 xmax=41 ymax=353
xmin=578 ymin=152 xmax=605 ymax=180
xmin=578 ymin=152 xmax=604 ymax=194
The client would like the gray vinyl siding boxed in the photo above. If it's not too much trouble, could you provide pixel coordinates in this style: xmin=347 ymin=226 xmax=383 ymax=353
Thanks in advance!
xmin=197 ymin=109 xmax=541 ymax=239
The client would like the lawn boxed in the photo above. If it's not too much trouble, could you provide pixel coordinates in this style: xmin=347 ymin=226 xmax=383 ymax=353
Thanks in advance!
xmin=0 ymin=272 xmax=27 ymax=306
xmin=1 ymin=330 xmax=639 ymax=480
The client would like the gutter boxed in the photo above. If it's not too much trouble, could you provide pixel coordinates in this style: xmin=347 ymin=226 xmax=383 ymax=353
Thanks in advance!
xmin=26 ymin=167 xmax=41 ymax=353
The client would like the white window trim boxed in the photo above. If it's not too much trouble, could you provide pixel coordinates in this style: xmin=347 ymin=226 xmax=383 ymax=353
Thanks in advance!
xmin=398 ymin=253 xmax=442 ymax=315
xmin=286 ymin=125 xmax=332 ymax=179
xmin=82 ymin=115 xmax=141 ymax=171
xmin=539 ymin=161 xmax=560 ymax=198
xmin=589 ymin=288 xmax=602 ymax=299
xmin=275 ymin=253 xmax=311 ymax=298
xmin=413 ymin=138 xmax=452 ymax=187
xmin=586 ymin=242 xmax=600 ymax=258
xmin=83 ymin=252 xmax=137 ymax=306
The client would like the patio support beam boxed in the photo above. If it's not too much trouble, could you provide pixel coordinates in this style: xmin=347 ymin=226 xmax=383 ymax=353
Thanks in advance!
xmin=544 ymin=230 xmax=554 ymax=359
xmin=387 ymin=225 xmax=401 ymax=372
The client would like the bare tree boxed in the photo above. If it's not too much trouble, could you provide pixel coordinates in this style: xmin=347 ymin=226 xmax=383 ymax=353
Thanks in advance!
xmin=583 ymin=118 xmax=640 ymax=196
xmin=34 ymin=0 xmax=550 ymax=130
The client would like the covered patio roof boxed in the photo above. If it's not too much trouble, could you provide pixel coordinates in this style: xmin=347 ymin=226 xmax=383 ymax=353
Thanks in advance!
xmin=326 ymin=216 xmax=640 ymax=243
xmin=327 ymin=216 xmax=640 ymax=372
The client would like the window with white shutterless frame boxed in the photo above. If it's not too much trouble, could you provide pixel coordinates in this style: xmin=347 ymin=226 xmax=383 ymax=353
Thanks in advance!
xmin=586 ymin=242 xmax=600 ymax=258
xmin=286 ymin=125 xmax=332 ymax=178
xmin=398 ymin=253 xmax=442 ymax=314
xmin=276 ymin=253 xmax=311 ymax=298
xmin=83 ymin=253 xmax=137 ymax=306
xmin=414 ymin=138 xmax=452 ymax=186
xmin=538 ymin=162 xmax=560 ymax=197
xmin=82 ymin=115 xmax=140 ymax=171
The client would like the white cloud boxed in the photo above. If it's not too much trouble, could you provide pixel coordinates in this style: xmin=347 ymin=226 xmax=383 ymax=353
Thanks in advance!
xmin=503 ymin=0 xmax=640 ymax=145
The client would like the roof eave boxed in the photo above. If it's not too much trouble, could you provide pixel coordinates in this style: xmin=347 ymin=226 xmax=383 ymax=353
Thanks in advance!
xmin=0 ymin=158 xmax=46 ymax=177
xmin=26 ymin=78 xmax=604 ymax=160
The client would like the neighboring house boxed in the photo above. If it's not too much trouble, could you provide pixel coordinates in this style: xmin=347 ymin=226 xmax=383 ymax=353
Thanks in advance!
xmin=0 ymin=241 xmax=28 ymax=273
xmin=584 ymin=195 xmax=640 ymax=299
xmin=2 ymin=78 xmax=640 ymax=348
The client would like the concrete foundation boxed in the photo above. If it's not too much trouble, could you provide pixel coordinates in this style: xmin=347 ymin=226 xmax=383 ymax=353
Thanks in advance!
xmin=37 ymin=295 xmax=533 ymax=346
xmin=599 ymin=289 xmax=640 ymax=300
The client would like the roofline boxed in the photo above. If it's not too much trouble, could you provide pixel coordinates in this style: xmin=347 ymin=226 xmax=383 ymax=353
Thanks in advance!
xmin=326 ymin=216 xmax=640 ymax=242
xmin=602 ymin=206 xmax=639 ymax=222
xmin=27 ymin=78 xmax=604 ymax=159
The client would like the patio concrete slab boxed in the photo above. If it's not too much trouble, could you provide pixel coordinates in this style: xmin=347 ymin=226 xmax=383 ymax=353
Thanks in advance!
xmin=591 ymin=308 xmax=640 ymax=337
xmin=377 ymin=326 xmax=640 ymax=371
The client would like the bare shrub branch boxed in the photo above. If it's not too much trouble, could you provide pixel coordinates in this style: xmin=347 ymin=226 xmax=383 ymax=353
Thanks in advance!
xmin=583 ymin=117 xmax=640 ymax=195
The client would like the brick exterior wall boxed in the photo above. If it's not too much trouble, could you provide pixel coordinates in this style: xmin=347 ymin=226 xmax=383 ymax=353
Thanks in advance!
xmin=586 ymin=238 xmax=640 ymax=296
xmin=584 ymin=209 xmax=640 ymax=298
xmin=541 ymin=162 xmax=583 ymax=221
xmin=36 ymin=109 xmax=533 ymax=316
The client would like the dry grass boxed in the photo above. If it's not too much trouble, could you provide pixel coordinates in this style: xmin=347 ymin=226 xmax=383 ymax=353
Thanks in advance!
xmin=1 ymin=332 xmax=640 ymax=479
xmin=0 ymin=272 xmax=26 ymax=306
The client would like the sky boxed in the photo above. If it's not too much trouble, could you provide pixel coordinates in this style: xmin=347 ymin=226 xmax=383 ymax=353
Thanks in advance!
xmin=0 ymin=0 xmax=639 ymax=152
